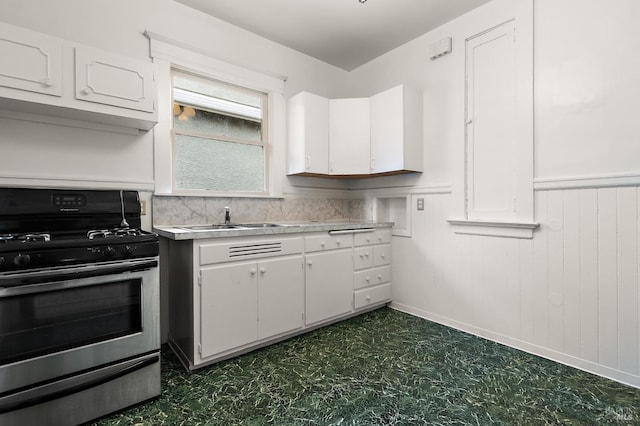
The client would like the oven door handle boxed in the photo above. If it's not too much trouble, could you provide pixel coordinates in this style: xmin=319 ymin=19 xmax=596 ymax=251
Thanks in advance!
xmin=0 ymin=258 xmax=158 ymax=290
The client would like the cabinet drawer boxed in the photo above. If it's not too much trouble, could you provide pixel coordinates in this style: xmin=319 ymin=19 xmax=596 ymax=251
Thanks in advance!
xmin=354 ymin=229 xmax=392 ymax=246
xmin=353 ymin=246 xmax=373 ymax=270
xmin=354 ymin=266 xmax=391 ymax=290
xmin=373 ymin=244 xmax=391 ymax=267
xmin=305 ymin=233 xmax=352 ymax=252
xmin=354 ymin=283 xmax=392 ymax=310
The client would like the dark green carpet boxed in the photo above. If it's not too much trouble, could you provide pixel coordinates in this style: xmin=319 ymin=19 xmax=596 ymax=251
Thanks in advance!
xmin=92 ymin=308 xmax=640 ymax=425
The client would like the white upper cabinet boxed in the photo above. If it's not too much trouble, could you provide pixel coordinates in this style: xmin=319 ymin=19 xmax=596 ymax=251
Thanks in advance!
xmin=370 ymin=85 xmax=423 ymax=174
xmin=0 ymin=23 xmax=62 ymax=97
xmin=287 ymin=85 xmax=423 ymax=177
xmin=287 ymin=91 xmax=329 ymax=175
xmin=75 ymin=46 xmax=155 ymax=113
xmin=0 ymin=22 xmax=157 ymax=131
xmin=329 ymin=98 xmax=370 ymax=175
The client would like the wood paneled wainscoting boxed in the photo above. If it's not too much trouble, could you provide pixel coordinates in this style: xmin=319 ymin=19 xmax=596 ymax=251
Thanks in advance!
xmin=391 ymin=185 xmax=640 ymax=388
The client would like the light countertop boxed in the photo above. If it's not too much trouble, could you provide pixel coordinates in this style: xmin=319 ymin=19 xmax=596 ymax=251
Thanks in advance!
xmin=153 ymin=221 xmax=393 ymax=240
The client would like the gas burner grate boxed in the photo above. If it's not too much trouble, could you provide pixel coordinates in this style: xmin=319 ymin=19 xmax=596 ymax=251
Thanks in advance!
xmin=87 ymin=228 xmax=142 ymax=240
xmin=0 ymin=233 xmax=51 ymax=243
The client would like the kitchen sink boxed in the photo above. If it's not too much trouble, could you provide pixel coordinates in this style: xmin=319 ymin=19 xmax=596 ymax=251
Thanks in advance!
xmin=237 ymin=223 xmax=291 ymax=228
xmin=179 ymin=223 xmax=293 ymax=231
xmin=180 ymin=224 xmax=245 ymax=231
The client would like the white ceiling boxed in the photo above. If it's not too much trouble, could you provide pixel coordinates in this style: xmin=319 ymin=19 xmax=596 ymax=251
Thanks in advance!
xmin=174 ymin=0 xmax=492 ymax=71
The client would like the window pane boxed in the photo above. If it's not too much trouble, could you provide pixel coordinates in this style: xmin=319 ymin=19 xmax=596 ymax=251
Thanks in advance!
xmin=175 ymin=134 xmax=265 ymax=192
xmin=174 ymin=75 xmax=262 ymax=109
xmin=174 ymin=105 xmax=262 ymax=142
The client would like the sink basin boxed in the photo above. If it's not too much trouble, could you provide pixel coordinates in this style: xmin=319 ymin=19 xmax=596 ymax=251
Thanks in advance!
xmin=237 ymin=223 xmax=291 ymax=228
xmin=180 ymin=224 xmax=244 ymax=231
xmin=179 ymin=223 xmax=293 ymax=231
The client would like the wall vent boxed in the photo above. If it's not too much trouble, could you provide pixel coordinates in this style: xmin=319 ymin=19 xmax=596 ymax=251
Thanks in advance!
xmin=228 ymin=242 xmax=283 ymax=258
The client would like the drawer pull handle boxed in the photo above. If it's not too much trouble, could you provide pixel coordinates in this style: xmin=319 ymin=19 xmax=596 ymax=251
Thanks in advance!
xmin=321 ymin=241 xmax=325 ymax=247
xmin=366 ymin=295 xmax=371 ymax=301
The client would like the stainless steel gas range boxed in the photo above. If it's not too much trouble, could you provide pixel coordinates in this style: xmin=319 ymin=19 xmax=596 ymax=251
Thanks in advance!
xmin=0 ymin=188 xmax=160 ymax=425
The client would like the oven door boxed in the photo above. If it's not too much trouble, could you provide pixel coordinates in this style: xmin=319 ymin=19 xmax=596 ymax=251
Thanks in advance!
xmin=0 ymin=258 xmax=159 ymax=395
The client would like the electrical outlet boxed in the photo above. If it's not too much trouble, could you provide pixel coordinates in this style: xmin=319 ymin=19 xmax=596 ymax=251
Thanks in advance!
xmin=140 ymin=200 xmax=147 ymax=215
xmin=417 ymin=198 xmax=424 ymax=211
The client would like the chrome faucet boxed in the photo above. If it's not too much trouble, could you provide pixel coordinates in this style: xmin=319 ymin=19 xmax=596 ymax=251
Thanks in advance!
xmin=224 ymin=206 xmax=231 ymax=224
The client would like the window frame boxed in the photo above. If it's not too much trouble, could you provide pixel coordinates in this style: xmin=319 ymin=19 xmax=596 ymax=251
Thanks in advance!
xmin=170 ymin=69 xmax=271 ymax=196
xmin=146 ymin=31 xmax=286 ymax=198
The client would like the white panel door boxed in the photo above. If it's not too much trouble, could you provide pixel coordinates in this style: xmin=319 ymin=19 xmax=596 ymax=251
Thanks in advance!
xmin=257 ymin=256 xmax=304 ymax=339
xmin=305 ymin=249 xmax=353 ymax=325
xmin=465 ymin=21 xmax=516 ymax=220
xmin=0 ymin=22 xmax=62 ymax=96
xmin=329 ymin=97 xmax=370 ymax=175
xmin=370 ymin=85 xmax=404 ymax=174
xmin=200 ymin=261 xmax=258 ymax=358
xmin=287 ymin=92 xmax=329 ymax=174
xmin=75 ymin=46 xmax=155 ymax=112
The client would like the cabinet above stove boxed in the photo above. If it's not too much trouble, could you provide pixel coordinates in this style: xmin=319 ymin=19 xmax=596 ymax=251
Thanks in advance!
xmin=0 ymin=22 xmax=157 ymax=133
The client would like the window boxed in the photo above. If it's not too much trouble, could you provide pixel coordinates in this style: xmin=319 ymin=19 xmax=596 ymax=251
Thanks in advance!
xmin=171 ymin=71 xmax=269 ymax=194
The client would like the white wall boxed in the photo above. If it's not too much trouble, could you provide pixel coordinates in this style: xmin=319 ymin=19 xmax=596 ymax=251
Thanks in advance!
xmin=348 ymin=0 xmax=640 ymax=387
xmin=0 ymin=0 xmax=351 ymax=194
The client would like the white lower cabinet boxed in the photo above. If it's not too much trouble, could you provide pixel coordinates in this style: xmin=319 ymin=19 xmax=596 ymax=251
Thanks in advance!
xmin=257 ymin=256 xmax=305 ymax=339
xmin=353 ymin=229 xmax=392 ymax=311
xmin=200 ymin=261 xmax=258 ymax=358
xmin=199 ymin=255 xmax=304 ymax=359
xmin=305 ymin=248 xmax=353 ymax=325
xmin=165 ymin=226 xmax=392 ymax=370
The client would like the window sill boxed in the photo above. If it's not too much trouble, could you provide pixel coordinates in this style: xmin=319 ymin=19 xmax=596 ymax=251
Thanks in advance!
xmin=447 ymin=219 xmax=539 ymax=239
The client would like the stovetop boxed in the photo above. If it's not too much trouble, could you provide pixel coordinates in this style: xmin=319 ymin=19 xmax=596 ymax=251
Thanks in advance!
xmin=0 ymin=188 xmax=158 ymax=272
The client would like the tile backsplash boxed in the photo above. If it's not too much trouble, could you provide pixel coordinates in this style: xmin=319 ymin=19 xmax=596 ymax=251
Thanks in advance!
xmin=152 ymin=195 xmax=372 ymax=226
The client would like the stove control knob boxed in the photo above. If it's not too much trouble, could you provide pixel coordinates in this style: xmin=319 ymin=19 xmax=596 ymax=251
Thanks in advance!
xmin=121 ymin=245 xmax=134 ymax=256
xmin=103 ymin=246 xmax=116 ymax=258
xmin=14 ymin=254 xmax=31 ymax=267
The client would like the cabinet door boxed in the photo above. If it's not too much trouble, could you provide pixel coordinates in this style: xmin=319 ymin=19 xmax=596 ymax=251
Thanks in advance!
xmin=75 ymin=46 xmax=155 ymax=112
xmin=305 ymin=249 xmax=353 ymax=325
xmin=0 ymin=22 xmax=62 ymax=96
xmin=257 ymin=256 xmax=304 ymax=339
xmin=329 ymin=98 xmax=370 ymax=175
xmin=370 ymin=85 xmax=422 ymax=174
xmin=287 ymin=92 xmax=329 ymax=174
xmin=200 ymin=262 xmax=258 ymax=358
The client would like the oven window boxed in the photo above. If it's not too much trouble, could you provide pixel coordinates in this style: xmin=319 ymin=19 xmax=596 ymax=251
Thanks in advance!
xmin=0 ymin=279 xmax=142 ymax=366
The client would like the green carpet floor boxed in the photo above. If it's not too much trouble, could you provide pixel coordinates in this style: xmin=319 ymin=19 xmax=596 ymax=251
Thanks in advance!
xmin=91 ymin=308 xmax=640 ymax=425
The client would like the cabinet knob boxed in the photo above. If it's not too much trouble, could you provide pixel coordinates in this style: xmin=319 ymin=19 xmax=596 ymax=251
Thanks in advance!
xmin=377 ymin=274 xmax=382 ymax=280
xmin=307 ymin=261 xmax=312 ymax=267
xmin=82 ymin=86 xmax=92 ymax=95
xmin=366 ymin=295 xmax=371 ymax=301
xmin=381 ymin=254 xmax=385 ymax=259
xmin=40 ymin=78 xmax=52 ymax=87
xmin=250 ymin=268 xmax=257 ymax=275
xmin=359 ymin=253 xmax=364 ymax=258
xmin=320 ymin=241 xmax=325 ymax=247
xmin=336 ymin=240 xmax=341 ymax=246
xmin=365 ymin=277 xmax=370 ymax=282
xmin=260 ymin=268 xmax=266 ymax=274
